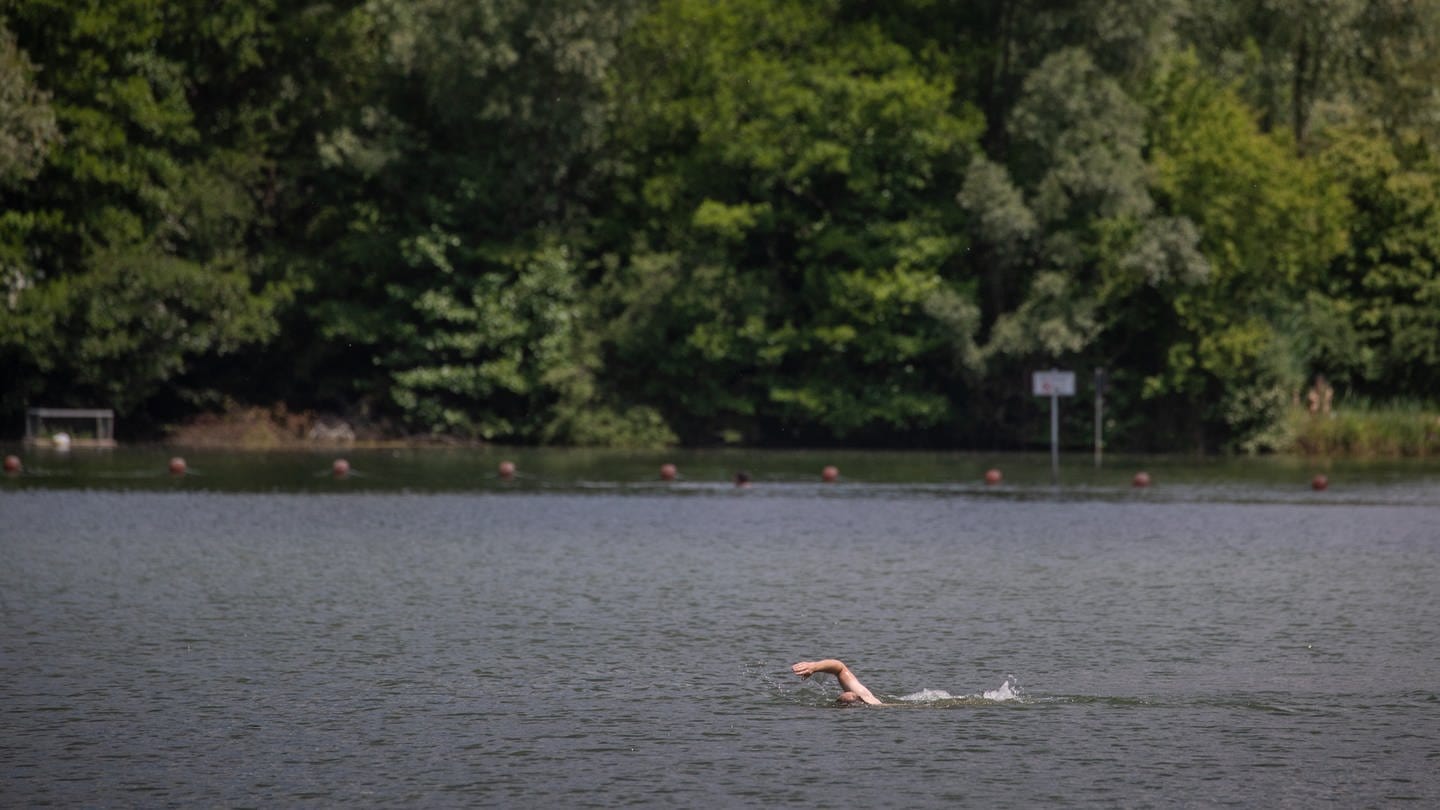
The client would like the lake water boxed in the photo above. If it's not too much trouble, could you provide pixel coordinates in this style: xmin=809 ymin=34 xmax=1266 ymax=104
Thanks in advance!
xmin=3 ymin=448 xmax=1438 ymax=806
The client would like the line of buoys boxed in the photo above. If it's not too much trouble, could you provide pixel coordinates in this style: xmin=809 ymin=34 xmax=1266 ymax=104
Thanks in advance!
xmin=3 ymin=454 xmax=20 ymax=475
xmin=99 ymin=454 xmax=1331 ymax=492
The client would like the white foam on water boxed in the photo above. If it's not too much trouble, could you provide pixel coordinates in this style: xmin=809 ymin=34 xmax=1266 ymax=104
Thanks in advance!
xmin=894 ymin=678 xmax=1024 ymax=703
xmin=898 ymin=688 xmax=956 ymax=702
xmin=982 ymin=678 xmax=1022 ymax=701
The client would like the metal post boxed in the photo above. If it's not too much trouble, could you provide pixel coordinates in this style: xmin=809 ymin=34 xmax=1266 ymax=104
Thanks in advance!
xmin=1094 ymin=367 xmax=1105 ymax=468
xmin=1050 ymin=391 xmax=1060 ymax=485
xmin=1033 ymin=367 xmax=1073 ymax=485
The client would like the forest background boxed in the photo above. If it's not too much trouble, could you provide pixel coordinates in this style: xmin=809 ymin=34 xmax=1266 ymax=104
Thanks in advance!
xmin=3 ymin=0 xmax=1439 ymax=453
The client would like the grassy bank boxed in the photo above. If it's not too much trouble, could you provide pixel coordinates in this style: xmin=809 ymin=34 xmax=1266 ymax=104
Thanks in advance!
xmin=1282 ymin=401 xmax=1440 ymax=457
xmin=153 ymin=399 xmax=1440 ymax=456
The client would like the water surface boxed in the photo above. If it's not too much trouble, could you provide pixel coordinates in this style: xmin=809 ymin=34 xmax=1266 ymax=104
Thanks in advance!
xmin=2 ymin=450 xmax=1437 ymax=806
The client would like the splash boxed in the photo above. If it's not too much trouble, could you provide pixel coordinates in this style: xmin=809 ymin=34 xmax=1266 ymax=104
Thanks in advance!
xmin=898 ymin=688 xmax=956 ymax=702
xmin=896 ymin=678 xmax=1025 ymax=704
xmin=982 ymin=678 xmax=1023 ymax=701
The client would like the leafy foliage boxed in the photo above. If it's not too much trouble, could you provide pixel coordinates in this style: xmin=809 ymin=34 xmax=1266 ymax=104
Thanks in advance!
xmin=1135 ymin=53 xmax=1350 ymax=449
xmin=3 ymin=0 xmax=1438 ymax=450
xmin=1313 ymin=128 xmax=1440 ymax=399
xmin=0 ymin=21 xmax=59 ymax=185
xmin=600 ymin=0 xmax=983 ymax=442
xmin=0 ymin=0 xmax=288 ymax=420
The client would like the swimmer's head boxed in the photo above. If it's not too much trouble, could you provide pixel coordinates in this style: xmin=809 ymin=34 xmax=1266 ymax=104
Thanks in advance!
xmin=836 ymin=691 xmax=863 ymax=706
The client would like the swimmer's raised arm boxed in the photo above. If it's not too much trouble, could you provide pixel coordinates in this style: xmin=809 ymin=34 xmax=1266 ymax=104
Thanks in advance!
xmin=791 ymin=659 xmax=882 ymax=705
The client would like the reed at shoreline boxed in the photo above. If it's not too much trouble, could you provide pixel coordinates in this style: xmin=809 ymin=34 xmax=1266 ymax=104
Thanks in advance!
xmin=1282 ymin=401 xmax=1440 ymax=457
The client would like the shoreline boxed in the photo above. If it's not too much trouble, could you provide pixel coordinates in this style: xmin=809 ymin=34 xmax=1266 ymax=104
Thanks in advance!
xmin=9 ymin=403 xmax=1438 ymax=458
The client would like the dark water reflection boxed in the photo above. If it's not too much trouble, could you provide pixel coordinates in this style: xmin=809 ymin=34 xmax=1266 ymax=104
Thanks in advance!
xmin=4 ymin=445 xmax=1440 ymax=504
xmin=2 ymin=450 xmax=1438 ymax=806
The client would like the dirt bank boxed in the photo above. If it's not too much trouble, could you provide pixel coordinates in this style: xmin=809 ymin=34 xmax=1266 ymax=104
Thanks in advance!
xmin=164 ymin=405 xmax=465 ymax=449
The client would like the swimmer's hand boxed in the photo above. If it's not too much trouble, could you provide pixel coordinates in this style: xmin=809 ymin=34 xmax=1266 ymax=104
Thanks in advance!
xmin=792 ymin=661 xmax=823 ymax=680
xmin=791 ymin=659 xmax=882 ymax=705
xmin=792 ymin=660 xmax=844 ymax=680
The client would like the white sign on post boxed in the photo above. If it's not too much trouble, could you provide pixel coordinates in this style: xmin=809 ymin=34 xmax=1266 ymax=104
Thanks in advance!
xmin=1032 ymin=370 xmax=1076 ymax=397
xmin=1033 ymin=369 xmax=1075 ymax=484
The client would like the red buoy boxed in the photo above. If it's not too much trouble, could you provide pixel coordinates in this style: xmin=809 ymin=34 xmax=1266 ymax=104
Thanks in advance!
xmin=332 ymin=458 xmax=350 ymax=478
xmin=3 ymin=455 xmax=20 ymax=474
xmin=1133 ymin=471 xmax=1152 ymax=488
xmin=498 ymin=460 xmax=516 ymax=480
xmin=168 ymin=457 xmax=187 ymax=476
xmin=1311 ymin=474 xmax=1328 ymax=491
xmin=821 ymin=465 xmax=839 ymax=483
xmin=660 ymin=463 xmax=677 ymax=481
xmin=984 ymin=468 xmax=1002 ymax=485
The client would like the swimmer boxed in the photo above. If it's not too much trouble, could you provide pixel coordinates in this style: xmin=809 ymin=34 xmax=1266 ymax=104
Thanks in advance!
xmin=791 ymin=659 xmax=883 ymax=705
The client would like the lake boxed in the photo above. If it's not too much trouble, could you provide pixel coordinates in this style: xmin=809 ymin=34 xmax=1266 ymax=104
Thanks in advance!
xmin=2 ymin=448 xmax=1438 ymax=806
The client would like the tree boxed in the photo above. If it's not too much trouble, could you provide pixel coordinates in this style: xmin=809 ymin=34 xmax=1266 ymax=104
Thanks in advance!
xmin=290 ymin=0 xmax=654 ymax=443
xmin=1345 ymin=0 xmax=1440 ymax=148
xmin=0 ymin=0 xmax=286 ymax=423
xmin=855 ymin=0 xmax=1184 ymax=158
xmin=1172 ymin=0 xmax=1440 ymax=149
xmin=0 ymin=18 xmax=61 ymax=376
xmin=1311 ymin=127 xmax=1440 ymax=399
xmin=0 ymin=21 xmax=59 ymax=185
xmin=959 ymin=46 xmax=1153 ymax=445
xmin=600 ymin=0 xmax=985 ymax=443
xmin=1134 ymin=52 xmax=1350 ymax=449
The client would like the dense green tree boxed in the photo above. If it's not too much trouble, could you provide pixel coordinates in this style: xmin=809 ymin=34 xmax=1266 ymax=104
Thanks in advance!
xmin=600 ymin=0 xmax=984 ymax=443
xmin=291 ymin=0 xmax=655 ymax=443
xmin=1178 ymin=0 xmax=1364 ymax=145
xmin=952 ymin=45 xmax=1156 ymax=445
xmin=0 ymin=21 xmax=59 ymax=185
xmin=1310 ymin=127 xmax=1440 ymax=398
xmin=1177 ymin=0 xmax=1440 ymax=150
xmin=1344 ymin=0 xmax=1440 ymax=147
xmin=0 ymin=19 xmax=61 ymax=359
xmin=1133 ymin=53 xmax=1350 ymax=449
xmin=852 ymin=0 xmax=1182 ymax=155
xmin=2 ymin=0 xmax=1436 ymax=449
xmin=0 ymin=0 xmax=286 ymax=421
